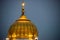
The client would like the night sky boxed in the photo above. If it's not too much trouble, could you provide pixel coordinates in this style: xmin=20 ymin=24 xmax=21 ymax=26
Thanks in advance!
xmin=0 ymin=0 xmax=60 ymax=40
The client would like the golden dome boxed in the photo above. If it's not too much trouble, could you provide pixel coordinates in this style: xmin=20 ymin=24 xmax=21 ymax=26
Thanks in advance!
xmin=7 ymin=15 xmax=38 ymax=40
xmin=6 ymin=1 xmax=38 ymax=40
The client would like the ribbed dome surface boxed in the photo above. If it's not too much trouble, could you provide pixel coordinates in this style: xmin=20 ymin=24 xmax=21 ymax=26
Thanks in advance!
xmin=7 ymin=15 xmax=38 ymax=40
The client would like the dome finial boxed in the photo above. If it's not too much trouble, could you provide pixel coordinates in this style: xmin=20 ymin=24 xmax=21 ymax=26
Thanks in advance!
xmin=21 ymin=0 xmax=25 ymax=15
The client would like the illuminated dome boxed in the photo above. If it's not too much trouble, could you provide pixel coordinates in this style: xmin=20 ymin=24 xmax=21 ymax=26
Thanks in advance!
xmin=6 ymin=1 xmax=38 ymax=40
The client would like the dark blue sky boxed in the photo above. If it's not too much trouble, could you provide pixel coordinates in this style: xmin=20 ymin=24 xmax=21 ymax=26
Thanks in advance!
xmin=0 ymin=0 xmax=60 ymax=40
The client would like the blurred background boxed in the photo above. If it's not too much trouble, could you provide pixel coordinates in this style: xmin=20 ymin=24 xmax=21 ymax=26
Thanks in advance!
xmin=0 ymin=0 xmax=60 ymax=40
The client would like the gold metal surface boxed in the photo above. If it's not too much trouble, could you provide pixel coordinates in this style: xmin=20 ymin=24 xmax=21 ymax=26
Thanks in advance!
xmin=7 ymin=1 xmax=38 ymax=40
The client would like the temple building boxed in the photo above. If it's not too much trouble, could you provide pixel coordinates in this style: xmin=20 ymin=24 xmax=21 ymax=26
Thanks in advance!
xmin=6 ymin=1 xmax=38 ymax=40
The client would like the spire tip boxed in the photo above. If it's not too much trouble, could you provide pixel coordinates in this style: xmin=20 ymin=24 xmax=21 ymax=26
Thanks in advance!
xmin=21 ymin=0 xmax=25 ymax=15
